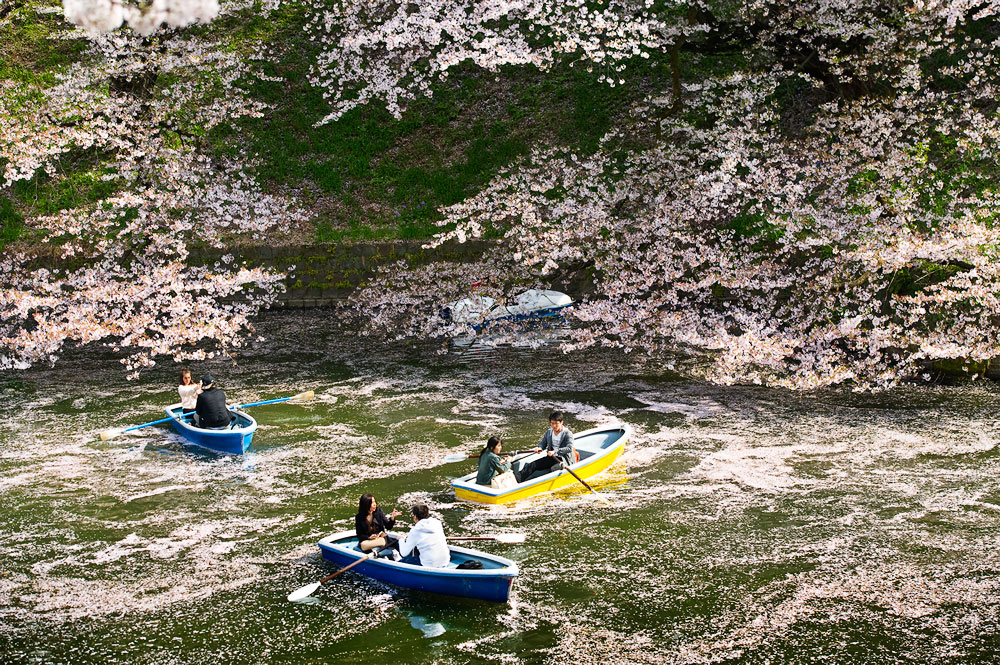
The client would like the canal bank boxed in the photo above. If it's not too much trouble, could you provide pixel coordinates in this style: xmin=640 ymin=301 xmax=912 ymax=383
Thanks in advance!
xmin=187 ymin=239 xmax=1000 ymax=384
xmin=186 ymin=239 xmax=594 ymax=309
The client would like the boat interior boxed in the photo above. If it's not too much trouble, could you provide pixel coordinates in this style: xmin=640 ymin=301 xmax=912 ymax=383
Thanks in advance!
xmin=333 ymin=536 xmax=511 ymax=570
xmin=169 ymin=406 xmax=253 ymax=430
xmin=573 ymin=428 xmax=624 ymax=456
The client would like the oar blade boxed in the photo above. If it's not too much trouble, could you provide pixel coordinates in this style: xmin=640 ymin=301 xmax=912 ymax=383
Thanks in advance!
xmin=99 ymin=428 xmax=125 ymax=441
xmin=292 ymin=390 xmax=315 ymax=402
xmin=581 ymin=491 xmax=610 ymax=505
xmin=493 ymin=533 xmax=526 ymax=544
xmin=287 ymin=582 xmax=321 ymax=602
xmin=443 ymin=453 xmax=470 ymax=464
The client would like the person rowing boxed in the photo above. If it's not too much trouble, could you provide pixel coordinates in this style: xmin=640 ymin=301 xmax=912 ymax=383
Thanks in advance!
xmin=195 ymin=374 xmax=234 ymax=429
xmin=515 ymin=410 xmax=575 ymax=482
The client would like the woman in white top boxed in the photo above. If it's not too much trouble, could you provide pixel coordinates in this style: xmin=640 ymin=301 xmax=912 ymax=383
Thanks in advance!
xmin=398 ymin=504 xmax=450 ymax=568
xmin=177 ymin=368 xmax=202 ymax=414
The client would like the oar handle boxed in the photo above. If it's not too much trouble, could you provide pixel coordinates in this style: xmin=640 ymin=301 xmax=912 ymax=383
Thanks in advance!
xmin=460 ymin=449 xmax=534 ymax=461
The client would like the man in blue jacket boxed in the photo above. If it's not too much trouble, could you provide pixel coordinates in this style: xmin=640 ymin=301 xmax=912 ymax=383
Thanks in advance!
xmin=515 ymin=410 xmax=575 ymax=482
xmin=195 ymin=374 xmax=233 ymax=429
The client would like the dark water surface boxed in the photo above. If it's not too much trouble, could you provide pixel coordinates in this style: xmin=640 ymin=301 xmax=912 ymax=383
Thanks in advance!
xmin=3 ymin=312 xmax=1000 ymax=664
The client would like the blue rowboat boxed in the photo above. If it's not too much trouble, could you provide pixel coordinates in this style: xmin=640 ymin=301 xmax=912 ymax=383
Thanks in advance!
xmin=318 ymin=531 xmax=519 ymax=603
xmin=164 ymin=403 xmax=257 ymax=455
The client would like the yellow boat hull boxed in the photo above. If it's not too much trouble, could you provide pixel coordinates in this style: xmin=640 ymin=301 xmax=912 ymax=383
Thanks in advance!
xmin=451 ymin=424 xmax=632 ymax=505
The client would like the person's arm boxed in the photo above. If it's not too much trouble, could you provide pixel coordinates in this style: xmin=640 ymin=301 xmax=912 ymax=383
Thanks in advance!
xmin=537 ymin=429 xmax=550 ymax=454
xmin=398 ymin=527 xmax=419 ymax=557
xmin=492 ymin=454 xmax=509 ymax=474
xmin=556 ymin=430 xmax=575 ymax=461
xmin=369 ymin=509 xmax=387 ymax=534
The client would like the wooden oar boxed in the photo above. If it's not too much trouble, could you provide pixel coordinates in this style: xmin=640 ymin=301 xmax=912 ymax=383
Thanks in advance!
xmin=560 ymin=462 xmax=610 ymax=504
xmin=447 ymin=533 xmax=526 ymax=544
xmin=287 ymin=546 xmax=385 ymax=602
xmin=232 ymin=390 xmax=315 ymax=410
xmin=98 ymin=416 xmax=175 ymax=441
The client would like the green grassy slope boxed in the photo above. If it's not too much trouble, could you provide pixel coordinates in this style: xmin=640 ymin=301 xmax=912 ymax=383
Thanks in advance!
xmin=0 ymin=0 xmax=680 ymax=249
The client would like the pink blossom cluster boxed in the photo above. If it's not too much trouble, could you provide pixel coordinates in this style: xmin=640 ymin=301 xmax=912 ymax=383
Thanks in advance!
xmin=354 ymin=1 xmax=1000 ymax=390
xmin=62 ymin=0 xmax=219 ymax=34
xmin=306 ymin=0 xmax=690 ymax=124
xmin=1 ymin=4 xmax=304 ymax=376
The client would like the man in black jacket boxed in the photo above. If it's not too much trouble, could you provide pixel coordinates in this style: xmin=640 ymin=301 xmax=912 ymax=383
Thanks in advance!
xmin=195 ymin=374 xmax=233 ymax=429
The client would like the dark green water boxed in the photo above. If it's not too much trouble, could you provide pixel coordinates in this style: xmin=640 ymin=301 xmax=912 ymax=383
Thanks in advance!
xmin=3 ymin=312 xmax=1000 ymax=664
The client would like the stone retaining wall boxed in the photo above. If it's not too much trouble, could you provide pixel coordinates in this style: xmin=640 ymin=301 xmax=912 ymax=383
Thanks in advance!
xmin=187 ymin=239 xmax=492 ymax=308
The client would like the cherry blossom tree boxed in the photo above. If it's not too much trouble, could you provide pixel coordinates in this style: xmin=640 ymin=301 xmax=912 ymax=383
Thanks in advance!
xmin=306 ymin=0 xmax=706 ymax=124
xmin=1 ymin=3 xmax=302 ymax=376
xmin=351 ymin=0 xmax=1000 ymax=390
xmin=7 ymin=0 xmax=1000 ymax=390
xmin=61 ymin=0 xmax=219 ymax=35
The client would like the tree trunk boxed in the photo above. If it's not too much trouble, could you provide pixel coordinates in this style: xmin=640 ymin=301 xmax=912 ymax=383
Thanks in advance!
xmin=671 ymin=6 xmax=699 ymax=112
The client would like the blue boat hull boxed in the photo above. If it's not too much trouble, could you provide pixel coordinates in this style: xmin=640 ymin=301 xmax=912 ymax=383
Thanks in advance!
xmin=473 ymin=303 xmax=572 ymax=331
xmin=164 ymin=405 xmax=257 ymax=455
xmin=318 ymin=532 xmax=518 ymax=603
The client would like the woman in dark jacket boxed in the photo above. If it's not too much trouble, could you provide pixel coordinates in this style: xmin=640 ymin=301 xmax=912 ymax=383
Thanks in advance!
xmin=355 ymin=493 xmax=401 ymax=553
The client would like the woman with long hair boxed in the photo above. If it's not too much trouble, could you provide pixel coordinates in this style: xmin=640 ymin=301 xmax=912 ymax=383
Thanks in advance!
xmin=177 ymin=367 xmax=201 ymax=415
xmin=355 ymin=493 xmax=401 ymax=553
xmin=475 ymin=436 xmax=511 ymax=486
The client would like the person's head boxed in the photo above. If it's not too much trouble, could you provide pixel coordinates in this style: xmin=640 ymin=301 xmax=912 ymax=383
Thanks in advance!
xmin=549 ymin=410 xmax=564 ymax=432
xmin=485 ymin=436 xmax=503 ymax=455
xmin=358 ymin=493 xmax=376 ymax=516
xmin=201 ymin=374 xmax=215 ymax=389
xmin=411 ymin=503 xmax=431 ymax=523
xmin=180 ymin=368 xmax=193 ymax=385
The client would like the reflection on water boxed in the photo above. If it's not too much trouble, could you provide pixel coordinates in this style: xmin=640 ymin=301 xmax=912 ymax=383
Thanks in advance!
xmin=407 ymin=612 xmax=447 ymax=638
xmin=2 ymin=311 xmax=1000 ymax=663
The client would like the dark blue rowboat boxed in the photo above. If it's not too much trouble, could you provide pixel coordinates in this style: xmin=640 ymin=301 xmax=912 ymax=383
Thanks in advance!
xmin=318 ymin=531 xmax=519 ymax=603
xmin=164 ymin=404 xmax=257 ymax=455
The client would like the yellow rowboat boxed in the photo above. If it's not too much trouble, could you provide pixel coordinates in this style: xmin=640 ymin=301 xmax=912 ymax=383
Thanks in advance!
xmin=451 ymin=423 xmax=633 ymax=504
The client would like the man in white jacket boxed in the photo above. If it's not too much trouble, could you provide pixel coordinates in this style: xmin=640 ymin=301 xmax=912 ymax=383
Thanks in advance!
xmin=398 ymin=504 xmax=450 ymax=568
